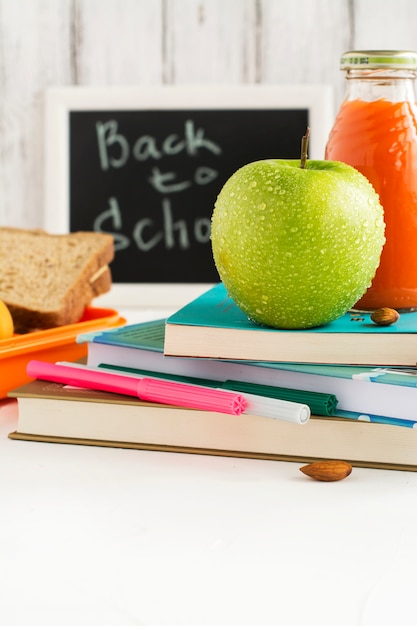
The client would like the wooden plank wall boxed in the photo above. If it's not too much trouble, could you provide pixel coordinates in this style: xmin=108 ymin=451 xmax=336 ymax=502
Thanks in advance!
xmin=1 ymin=0 xmax=417 ymax=228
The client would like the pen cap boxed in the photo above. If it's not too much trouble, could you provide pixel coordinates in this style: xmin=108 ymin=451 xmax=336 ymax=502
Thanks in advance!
xmin=224 ymin=380 xmax=337 ymax=416
xmin=239 ymin=391 xmax=310 ymax=425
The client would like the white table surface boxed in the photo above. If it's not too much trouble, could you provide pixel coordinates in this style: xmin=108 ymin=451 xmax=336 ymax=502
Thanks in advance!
xmin=1 ymin=306 xmax=417 ymax=626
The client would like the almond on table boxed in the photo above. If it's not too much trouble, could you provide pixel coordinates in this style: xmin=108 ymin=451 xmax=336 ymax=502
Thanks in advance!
xmin=299 ymin=460 xmax=352 ymax=482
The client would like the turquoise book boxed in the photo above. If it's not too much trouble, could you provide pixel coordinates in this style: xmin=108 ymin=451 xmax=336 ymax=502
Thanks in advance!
xmin=163 ymin=283 xmax=417 ymax=365
xmin=77 ymin=318 xmax=417 ymax=424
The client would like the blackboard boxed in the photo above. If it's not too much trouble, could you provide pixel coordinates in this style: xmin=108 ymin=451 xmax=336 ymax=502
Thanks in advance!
xmin=45 ymin=86 xmax=333 ymax=306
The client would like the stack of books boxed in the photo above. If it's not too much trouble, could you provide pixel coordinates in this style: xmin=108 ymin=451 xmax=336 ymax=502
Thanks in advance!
xmin=9 ymin=282 xmax=417 ymax=471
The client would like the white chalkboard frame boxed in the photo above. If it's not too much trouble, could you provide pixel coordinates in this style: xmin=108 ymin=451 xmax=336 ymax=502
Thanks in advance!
xmin=44 ymin=84 xmax=334 ymax=309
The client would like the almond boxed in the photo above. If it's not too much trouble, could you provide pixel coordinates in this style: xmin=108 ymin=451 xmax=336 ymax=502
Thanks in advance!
xmin=370 ymin=307 xmax=400 ymax=326
xmin=299 ymin=460 xmax=352 ymax=482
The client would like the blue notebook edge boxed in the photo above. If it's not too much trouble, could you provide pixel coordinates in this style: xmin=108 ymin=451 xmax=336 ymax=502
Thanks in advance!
xmin=77 ymin=318 xmax=166 ymax=352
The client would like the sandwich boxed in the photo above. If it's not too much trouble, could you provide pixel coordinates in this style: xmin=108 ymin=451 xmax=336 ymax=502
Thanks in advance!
xmin=0 ymin=228 xmax=115 ymax=332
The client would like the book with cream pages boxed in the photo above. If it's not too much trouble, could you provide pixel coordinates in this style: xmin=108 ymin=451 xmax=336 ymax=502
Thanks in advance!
xmin=8 ymin=379 xmax=417 ymax=471
xmin=163 ymin=283 xmax=417 ymax=365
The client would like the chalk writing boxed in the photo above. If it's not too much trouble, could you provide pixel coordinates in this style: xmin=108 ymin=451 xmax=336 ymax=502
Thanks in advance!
xmin=148 ymin=166 xmax=218 ymax=193
xmin=94 ymin=197 xmax=211 ymax=253
xmin=94 ymin=118 xmax=221 ymax=256
xmin=96 ymin=119 xmax=222 ymax=170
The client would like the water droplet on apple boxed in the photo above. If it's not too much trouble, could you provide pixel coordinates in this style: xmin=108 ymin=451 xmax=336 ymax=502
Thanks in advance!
xmin=290 ymin=226 xmax=298 ymax=233
xmin=259 ymin=202 xmax=266 ymax=210
xmin=250 ymin=181 xmax=257 ymax=188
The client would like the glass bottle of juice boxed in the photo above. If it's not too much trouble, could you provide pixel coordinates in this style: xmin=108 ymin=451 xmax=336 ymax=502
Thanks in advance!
xmin=325 ymin=50 xmax=417 ymax=310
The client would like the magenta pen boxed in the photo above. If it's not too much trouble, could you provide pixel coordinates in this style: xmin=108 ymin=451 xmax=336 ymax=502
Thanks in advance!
xmin=26 ymin=360 xmax=247 ymax=416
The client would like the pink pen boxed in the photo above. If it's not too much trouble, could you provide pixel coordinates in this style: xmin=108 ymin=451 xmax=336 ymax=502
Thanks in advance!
xmin=26 ymin=360 xmax=247 ymax=416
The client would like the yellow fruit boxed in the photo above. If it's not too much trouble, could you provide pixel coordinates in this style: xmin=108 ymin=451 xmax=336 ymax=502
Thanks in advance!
xmin=0 ymin=300 xmax=14 ymax=339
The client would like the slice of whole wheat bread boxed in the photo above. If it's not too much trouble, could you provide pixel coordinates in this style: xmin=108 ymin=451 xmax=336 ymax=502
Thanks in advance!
xmin=0 ymin=228 xmax=115 ymax=332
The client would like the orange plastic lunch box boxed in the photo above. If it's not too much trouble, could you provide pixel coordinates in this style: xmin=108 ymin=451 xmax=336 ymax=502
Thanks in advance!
xmin=0 ymin=307 xmax=126 ymax=398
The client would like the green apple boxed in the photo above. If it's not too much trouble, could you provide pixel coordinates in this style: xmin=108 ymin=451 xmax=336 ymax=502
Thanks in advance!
xmin=211 ymin=159 xmax=385 ymax=329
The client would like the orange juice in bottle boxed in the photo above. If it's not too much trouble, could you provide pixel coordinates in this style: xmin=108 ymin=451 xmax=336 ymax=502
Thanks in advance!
xmin=325 ymin=50 xmax=417 ymax=310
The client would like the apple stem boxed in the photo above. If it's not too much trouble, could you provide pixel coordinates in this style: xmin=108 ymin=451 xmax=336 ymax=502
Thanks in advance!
xmin=300 ymin=127 xmax=310 ymax=169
